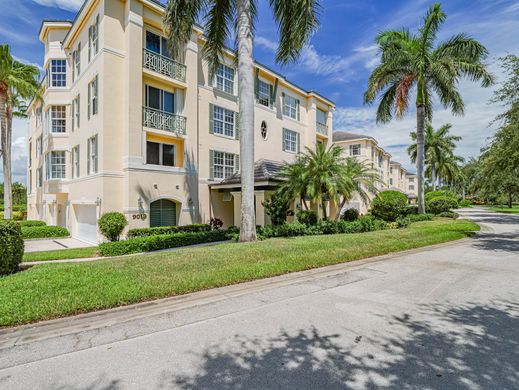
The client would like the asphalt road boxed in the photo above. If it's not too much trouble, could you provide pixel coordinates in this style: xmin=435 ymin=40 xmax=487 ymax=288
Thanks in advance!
xmin=1 ymin=208 xmax=518 ymax=389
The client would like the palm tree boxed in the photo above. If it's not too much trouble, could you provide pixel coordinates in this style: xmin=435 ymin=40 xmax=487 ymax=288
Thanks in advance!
xmin=364 ymin=2 xmax=493 ymax=213
xmin=277 ymin=156 xmax=310 ymax=210
xmin=408 ymin=123 xmax=461 ymax=189
xmin=164 ymin=1 xmax=321 ymax=241
xmin=430 ymin=153 xmax=463 ymax=187
xmin=0 ymin=44 xmax=40 ymax=220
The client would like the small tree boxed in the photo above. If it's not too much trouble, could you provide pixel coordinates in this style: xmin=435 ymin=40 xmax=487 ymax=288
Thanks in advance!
xmin=262 ymin=196 xmax=293 ymax=226
xmin=98 ymin=212 xmax=128 ymax=242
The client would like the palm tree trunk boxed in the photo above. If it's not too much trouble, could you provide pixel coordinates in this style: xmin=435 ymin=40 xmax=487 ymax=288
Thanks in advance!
xmin=236 ymin=0 xmax=256 ymax=242
xmin=416 ymin=105 xmax=426 ymax=213
xmin=431 ymin=164 xmax=436 ymax=191
xmin=509 ymin=192 xmax=513 ymax=208
xmin=336 ymin=198 xmax=347 ymax=220
xmin=301 ymin=196 xmax=308 ymax=210
xmin=321 ymin=198 xmax=327 ymax=220
xmin=0 ymin=87 xmax=12 ymax=220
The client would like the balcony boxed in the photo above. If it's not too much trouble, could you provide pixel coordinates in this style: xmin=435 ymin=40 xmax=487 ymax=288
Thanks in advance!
xmin=143 ymin=107 xmax=186 ymax=135
xmin=316 ymin=122 xmax=328 ymax=136
xmin=143 ymin=49 xmax=186 ymax=83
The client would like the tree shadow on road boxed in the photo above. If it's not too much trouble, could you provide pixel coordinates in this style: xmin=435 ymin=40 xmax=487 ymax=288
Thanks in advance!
xmin=469 ymin=232 xmax=519 ymax=253
xmin=160 ymin=300 xmax=519 ymax=389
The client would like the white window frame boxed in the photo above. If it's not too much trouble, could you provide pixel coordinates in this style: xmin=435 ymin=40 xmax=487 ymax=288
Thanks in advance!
xmin=88 ymin=15 xmax=99 ymax=62
xmin=409 ymin=185 xmax=415 ymax=190
xmin=36 ymin=136 xmax=43 ymax=156
xmin=283 ymin=94 xmax=298 ymax=120
xmin=212 ymin=151 xmax=237 ymax=180
xmin=87 ymin=135 xmax=98 ymax=175
xmin=47 ymin=59 xmax=67 ymax=88
xmin=145 ymin=85 xmax=175 ymax=113
xmin=283 ymin=129 xmax=298 ymax=153
xmin=257 ymin=79 xmax=272 ymax=107
xmin=88 ymin=76 xmax=98 ymax=118
xmin=72 ymin=95 xmax=80 ymax=131
xmin=213 ymin=106 xmax=235 ymax=138
xmin=72 ymin=145 xmax=80 ymax=178
xmin=36 ymin=167 xmax=43 ymax=187
xmin=28 ymin=142 xmax=32 ymax=167
xmin=50 ymin=106 xmax=66 ymax=133
xmin=214 ymin=63 xmax=235 ymax=95
xmin=35 ymin=107 xmax=42 ymax=127
xmin=146 ymin=141 xmax=177 ymax=167
xmin=46 ymin=151 xmax=66 ymax=180
xmin=350 ymin=144 xmax=361 ymax=156
xmin=72 ymin=43 xmax=81 ymax=81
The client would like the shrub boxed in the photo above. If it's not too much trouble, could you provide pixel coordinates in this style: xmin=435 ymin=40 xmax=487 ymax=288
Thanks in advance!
xmin=275 ymin=221 xmax=309 ymax=237
xmin=458 ymin=199 xmax=472 ymax=207
xmin=0 ymin=211 xmax=24 ymax=221
xmin=19 ymin=220 xmax=46 ymax=227
xmin=99 ymin=229 xmax=231 ymax=257
xmin=395 ymin=216 xmax=411 ymax=228
xmin=262 ymin=196 xmax=293 ymax=226
xmin=21 ymin=226 xmax=69 ymax=239
xmin=0 ymin=222 xmax=24 ymax=275
xmin=98 ymin=212 xmax=128 ymax=242
xmin=297 ymin=210 xmax=318 ymax=226
xmin=127 ymin=224 xmax=211 ymax=239
xmin=405 ymin=205 xmax=419 ymax=215
xmin=209 ymin=218 xmax=223 ymax=230
xmin=426 ymin=196 xmax=459 ymax=214
xmin=437 ymin=211 xmax=459 ymax=219
xmin=408 ymin=213 xmax=433 ymax=222
xmin=425 ymin=190 xmax=457 ymax=202
xmin=370 ymin=190 xmax=409 ymax=221
xmin=341 ymin=208 xmax=359 ymax=222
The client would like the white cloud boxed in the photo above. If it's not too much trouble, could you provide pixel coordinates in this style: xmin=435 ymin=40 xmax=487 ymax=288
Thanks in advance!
xmin=255 ymin=36 xmax=278 ymax=52
xmin=31 ymin=0 xmax=84 ymax=12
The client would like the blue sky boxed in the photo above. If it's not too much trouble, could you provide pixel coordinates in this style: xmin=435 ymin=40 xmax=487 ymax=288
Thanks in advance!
xmin=1 ymin=0 xmax=519 ymax=184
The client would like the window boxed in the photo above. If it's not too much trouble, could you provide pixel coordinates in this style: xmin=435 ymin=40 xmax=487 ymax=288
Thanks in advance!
xmin=72 ymin=95 xmax=80 ymax=130
xmin=37 ymin=167 xmax=43 ymax=187
xmin=72 ymin=43 xmax=81 ymax=81
xmin=257 ymin=80 xmax=272 ymax=107
xmin=145 ymin=85 xmax=174 ymax=113
xmin=72 ymin=145 xmax=80 ymax=178
xmin=150 ymin=199 xmax=177 ymax=227
xmin=87 ymin=135 xmax=98 ymax=174
xmin=390 ymin=167 xmax=393 ymax=174
xmin=349 ymin=144 xmax=361 ymax=156
xmin=47 ymin=59 xmax=67 ymax=87
xmin=36 ymin=107 xmax=42 ymax=127
xmin=36 ymin=136 xmax=42 ymax=156
xmin=88 ymin=15 xmax=99 ymax=61
xmin=212 ymin=105 xmax=235 ymax=138
xmin=316 ymin=109 xmax=327 ymax=125
xmin=215 ymin=63 xmax=234 ymax=94
xmin=211 ymin=151 xmax=238 ymax=180
xmin=145 ymin=30 xmax=172 ymax=58
xmin=409 ymin=178 xmax=414 ymax=183
xmin=283 ymin=128 xmax=298 ymax=153
xmin=28 ymin=143 xmax=32 ymax=167
xmin=283 ymin=93 xmax=299 ymax=120
xmin=88 ymin=76 xmax=98 ymax=118
xmin=46 ymin=151 xmax=66 ymax=179
xmin=409 ymin=185 xmax=415 ymax=190
xmin=146 ymin=141 xmax=176 ymax=167
xmin=389 ymin=178 xmax=393 ymax=185
xmin=28 ymin=170 xmax=32 ymax=194
xmin=49 ymin=106 xmax=66 ymax=133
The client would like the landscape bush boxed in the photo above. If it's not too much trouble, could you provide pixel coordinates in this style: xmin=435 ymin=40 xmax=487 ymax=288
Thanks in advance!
xmin=437 ymin=211 xmax=459 ymax=219
xmin=395 ymin=216 xmax=411 ymax=228
xmin=0 ymin=222 xmax=24 ymax=275
xmin=99 ymin=229 xmax=231 ymax=256
xmin=408 ymin=213 xmax=433 ymax=222
xmin=458 ymin=199 xmax=472 ymax=207
xmin=0 ymin=211 xmax=24 ymax=221
xmin=425 ymin=190 xmax=457 ymax=203
xmin=21 ymin=226 xmax=69 ymax=239
xmin=296 ymin=210 xmax=318 ymax=226
xmin=426 ymin=196 xmax=459 ymax=214
xmin=98 ymin=212 xmax=128 ymax=242
xmin=370 ymin=190 xmax=409 ymax=221
xmin=127 ymin=223 xmax=211 ymax=238
xmin=341 ymin=208 xmax=359 ymax=222
xmin=18 ymin=220 xmax=46 ymax=227
xmin=405 ymin=205 xmax=419 ymax=215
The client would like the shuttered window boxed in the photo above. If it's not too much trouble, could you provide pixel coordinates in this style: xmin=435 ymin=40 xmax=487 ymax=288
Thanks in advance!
xmin=150 ymin=199 xmax=177 ymax=227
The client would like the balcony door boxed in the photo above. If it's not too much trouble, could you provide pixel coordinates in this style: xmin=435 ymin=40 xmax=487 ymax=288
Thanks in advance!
xmin=146 ymin=85 xmax=174 ymax=114
xmin=146 ymin=31 xmax=171 ymax=58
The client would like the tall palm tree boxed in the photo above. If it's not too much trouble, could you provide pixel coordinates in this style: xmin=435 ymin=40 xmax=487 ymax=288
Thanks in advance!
xmin=277 ymin=156 xmax=310 ymax=210
xmin=364 ymin=2 xmax=493 ymax=213
xmin=0 ymin=44 xmax=40 ymax=220
xmin=408 ymin=122 xmax=461 ymax=189
xmin=164 ymin=1 xmax=321 ymax=241
xmin=433 ymin=153 xmax=463 ymax=187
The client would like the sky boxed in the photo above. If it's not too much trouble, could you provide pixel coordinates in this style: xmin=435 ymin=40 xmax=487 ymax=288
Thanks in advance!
xmin=1 ymin=0 xmax=518 ymax=184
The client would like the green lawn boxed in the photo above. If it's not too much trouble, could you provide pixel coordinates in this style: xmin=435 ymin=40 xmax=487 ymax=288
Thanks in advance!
xmin=489 ymin=205 xmax=519 ymax=214
xmin=22 ymin=247 xmax=100 ymax=262
xmin=0 ymin=218 xmax=479 ymax=327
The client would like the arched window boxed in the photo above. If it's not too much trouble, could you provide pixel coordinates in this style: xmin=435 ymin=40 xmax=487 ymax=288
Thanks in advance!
xmin=150 ymin=199 xmax=177 ymax=227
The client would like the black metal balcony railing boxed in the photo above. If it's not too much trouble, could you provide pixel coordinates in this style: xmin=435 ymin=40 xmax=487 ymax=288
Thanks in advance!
xmin=143 ymin=107 xmax=186 ymax=135
xmin=143 ymin=49 xmax=186 ymax=82
xmin=316 ymin=122 xmax=328 ymax=135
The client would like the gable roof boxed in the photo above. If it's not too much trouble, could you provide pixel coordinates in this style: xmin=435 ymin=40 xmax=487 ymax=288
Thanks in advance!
xmin=332 ymin=131 xmax=374 ymax=142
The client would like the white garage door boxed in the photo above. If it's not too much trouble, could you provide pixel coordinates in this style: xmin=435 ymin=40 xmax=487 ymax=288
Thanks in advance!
xmin=75 ymin=205 xmax=98 ymax=244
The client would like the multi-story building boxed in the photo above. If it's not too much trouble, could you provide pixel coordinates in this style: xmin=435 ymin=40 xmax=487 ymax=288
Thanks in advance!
xmin=26 ymin=0 xmax=334 ymax=243
xmin=389 ymin=161 xmax=407 ymax=190
xmin=406 ymin=172 xmax=418 ymax=198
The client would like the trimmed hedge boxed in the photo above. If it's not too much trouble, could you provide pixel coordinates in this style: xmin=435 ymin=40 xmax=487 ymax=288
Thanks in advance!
xmin=437 ymin=211 xmax=459 ymax=219
xmin=296 ymin=210 xmax=318 ymax=226
xmin=371 ymin=190 xmax=409 ymax=222
xmin=127 ymin=224 xmax=211 ymax=239
xmin=426 ymin=196 xmax=459 ymax=215
xmin=98 ymin=212 xmax=128 ymax=242
xmin=408 ymin=213 xmax=433 ymax=222
xmin=99 ymin=229 xmax=231 ymax=257
xmin=425 ymin=190 xmax=457 ymax=202
xmin=21 ymin=226 xmax=70 ymax=240
xmin=19 ymin=220 xmax=47 ymax=227
xmin=458 ymin=199 xmax=472 ymax=207
xmin=0 ymin=222 xmax=24 ymax=275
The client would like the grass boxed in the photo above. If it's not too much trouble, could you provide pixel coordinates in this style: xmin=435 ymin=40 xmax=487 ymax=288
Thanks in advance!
xmin=0 ymin=218 xmax=479 ymax=327
xmin=489 ymin=205 xmax=519 ymax=214
xmin=22 ymin=247 xmax=99 ymax=262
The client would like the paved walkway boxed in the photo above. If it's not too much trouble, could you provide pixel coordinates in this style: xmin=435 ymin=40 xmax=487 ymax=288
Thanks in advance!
xmin=24 ymin=237 xmax=95 ymax=253
xmin=1 ymin=208 xmax=518 ymax=389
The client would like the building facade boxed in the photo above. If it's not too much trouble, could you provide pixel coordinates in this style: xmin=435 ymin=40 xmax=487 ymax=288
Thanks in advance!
xmin=27 ymin=0 xmax=334 ymax=243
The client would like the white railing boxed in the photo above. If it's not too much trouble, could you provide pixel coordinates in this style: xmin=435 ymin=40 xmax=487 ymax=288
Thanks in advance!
xmin=316 ymin=122 xmax=328 ymax=135
xmin=143 ymin=49 xmax=186 ymax=82
xmin=143 ymin=107 xmax=186 ymax=135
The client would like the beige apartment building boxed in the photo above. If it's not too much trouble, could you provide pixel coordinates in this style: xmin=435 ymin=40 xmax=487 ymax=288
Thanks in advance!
xmin=332 ymin=131 xmax=417 ymax=213
xmin=26 ymin=0 xmax=334 ymax=243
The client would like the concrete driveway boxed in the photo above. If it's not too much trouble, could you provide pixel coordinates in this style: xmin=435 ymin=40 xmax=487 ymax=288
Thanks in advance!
xmin=24 ymin=237 xmax=95 ymax=253
xmin=1 ymin=208 xmax=518 ymax=389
